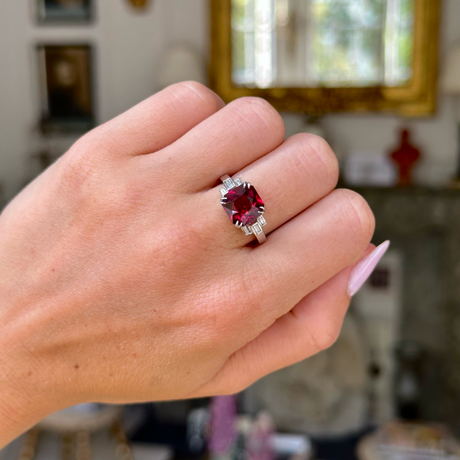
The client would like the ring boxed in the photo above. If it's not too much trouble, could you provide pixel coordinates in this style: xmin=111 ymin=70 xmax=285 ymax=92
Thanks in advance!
xmin=219 ymin=174 xmax=267 ymax=244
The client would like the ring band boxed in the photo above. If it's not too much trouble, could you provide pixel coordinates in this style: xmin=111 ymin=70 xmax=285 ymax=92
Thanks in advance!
xmin=219 ymin=174 xmax=267 ymax=244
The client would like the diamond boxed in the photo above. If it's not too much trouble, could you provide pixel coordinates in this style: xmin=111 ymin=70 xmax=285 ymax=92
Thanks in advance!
xmin=242 ymin=226 xmax=252 ymax=235
xmin=223 ymin=177 xmax=235 ymax=190
xmin=221 ymin=183 xmax=264 ymax=227
xmin=258 ymin=215 xmax=267 ymax=226
xmin=234 ymin=177 xmax=243 ymax=186
xmin=252 ymin=223 xmax=262 ymax=234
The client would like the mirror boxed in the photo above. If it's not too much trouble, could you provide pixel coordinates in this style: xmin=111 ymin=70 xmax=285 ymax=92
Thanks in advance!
xmin=232 ymin=0 xmax=414 ymax=88
xmin=210 ymin=0 xmax=440 ymax=115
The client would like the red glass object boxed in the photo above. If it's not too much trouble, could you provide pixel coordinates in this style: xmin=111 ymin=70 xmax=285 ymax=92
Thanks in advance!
xmin=389 ymin=129 xmax=421 ymax=187
xmin=221 ymin=184 xmax=264 ymax=226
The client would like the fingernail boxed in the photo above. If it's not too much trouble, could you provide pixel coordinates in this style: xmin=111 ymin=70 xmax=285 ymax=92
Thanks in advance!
xmin=347 ymin=240 xmax=391 ymax=297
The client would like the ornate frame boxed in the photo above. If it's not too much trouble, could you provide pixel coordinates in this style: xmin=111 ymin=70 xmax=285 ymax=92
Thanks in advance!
xmin=209 ymin=0 xmax=441 ymax=116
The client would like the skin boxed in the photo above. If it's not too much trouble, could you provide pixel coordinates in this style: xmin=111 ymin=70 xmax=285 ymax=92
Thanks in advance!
xmin=0 ymin=82 xmax=375 ymax=447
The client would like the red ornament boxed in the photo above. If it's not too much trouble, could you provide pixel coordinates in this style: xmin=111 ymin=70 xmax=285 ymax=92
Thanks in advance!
xmin=389 ymin=129 xmax=421 ymax=187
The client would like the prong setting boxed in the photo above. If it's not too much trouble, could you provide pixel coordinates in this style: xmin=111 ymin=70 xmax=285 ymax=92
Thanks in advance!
xmin=220 ymin=174 xmax=266 ymax=244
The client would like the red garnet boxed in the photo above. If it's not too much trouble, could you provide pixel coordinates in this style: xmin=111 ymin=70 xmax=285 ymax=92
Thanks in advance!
xmin=222 ymin=183 xmax=264 ymax=226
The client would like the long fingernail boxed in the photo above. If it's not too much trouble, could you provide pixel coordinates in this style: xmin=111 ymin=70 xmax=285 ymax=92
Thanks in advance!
xmin=347 ymin=240 xmax=390 ymax=297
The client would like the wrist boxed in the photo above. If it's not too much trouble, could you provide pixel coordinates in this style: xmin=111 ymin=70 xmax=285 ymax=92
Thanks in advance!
xmin=0 ymin=303 xmax=72 ymax=448
xmin=0 ymin=344 xmax=52 ymax=448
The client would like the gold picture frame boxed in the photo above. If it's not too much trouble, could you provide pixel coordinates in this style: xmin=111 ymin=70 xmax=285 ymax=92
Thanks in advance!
xmin=209 ymin=0 xmax=441 ymax=116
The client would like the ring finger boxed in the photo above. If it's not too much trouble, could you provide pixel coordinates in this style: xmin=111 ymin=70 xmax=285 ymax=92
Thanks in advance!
xmin=199 ymin=132 xmax=339 ymax=248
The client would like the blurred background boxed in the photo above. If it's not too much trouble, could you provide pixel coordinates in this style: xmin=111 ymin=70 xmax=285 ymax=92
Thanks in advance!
xmin=1 ymin=0 xmax=460 ymax=459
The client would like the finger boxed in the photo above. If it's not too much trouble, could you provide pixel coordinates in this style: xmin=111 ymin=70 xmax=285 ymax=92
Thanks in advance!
xmin=248 ymin=189 xmax=375 ymax=315
xmin=145 ymin=97 xmax=285 ymax=192
xmin=188 ymin=190 xmax=374 ymax=391
xmin=193 ymin=245 xmax=375 ymax=396
xmin=215 ymin=189 xmax=374 ymax=342
xmin=200 ymin=133 xmax=339 ymax=247
xmin=85 ymin=82 xmax=225 ymax=157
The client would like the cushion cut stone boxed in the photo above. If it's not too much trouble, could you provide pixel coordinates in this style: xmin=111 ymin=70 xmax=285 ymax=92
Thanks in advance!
xmin=221 ymin=183 xmax=264 ymax=226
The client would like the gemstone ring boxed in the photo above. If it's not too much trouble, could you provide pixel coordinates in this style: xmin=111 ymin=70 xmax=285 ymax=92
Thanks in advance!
xmin=219 ymin=174 xmax=267 ymax=244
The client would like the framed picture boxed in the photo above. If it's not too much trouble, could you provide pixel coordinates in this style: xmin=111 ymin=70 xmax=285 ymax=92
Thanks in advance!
xmin=37 ymin=44 xmax=95 ymax=133
xmin=37 ymin=0 xmax=93 ymax=24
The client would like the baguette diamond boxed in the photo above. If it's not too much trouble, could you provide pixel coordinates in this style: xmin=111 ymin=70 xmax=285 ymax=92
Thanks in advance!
xmin=223 ymin=177 xmax=235 ymax=190
xmin=252 ymin=223 xmax=263 ymax=234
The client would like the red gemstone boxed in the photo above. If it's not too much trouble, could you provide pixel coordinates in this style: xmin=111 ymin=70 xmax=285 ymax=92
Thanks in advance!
xmin=222 ymin=183 xmax=264 ymax=226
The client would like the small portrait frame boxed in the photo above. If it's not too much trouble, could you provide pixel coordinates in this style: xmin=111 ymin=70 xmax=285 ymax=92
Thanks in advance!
xmin=37 ymin=44 xmax=95 ymax=133
xmin=37 ymin=0 xmax=93 ymax=25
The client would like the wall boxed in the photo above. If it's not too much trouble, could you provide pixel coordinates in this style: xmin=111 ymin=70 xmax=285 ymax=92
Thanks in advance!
xmin=0 ymin=0 xmax=208 ymax=203
xmin=0 ymin=0 xmax=459 ymax=203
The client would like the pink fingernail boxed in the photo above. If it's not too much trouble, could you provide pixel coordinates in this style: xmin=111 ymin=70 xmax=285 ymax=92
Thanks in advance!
xmin=347 ymin=240 xmax=390 ymax=297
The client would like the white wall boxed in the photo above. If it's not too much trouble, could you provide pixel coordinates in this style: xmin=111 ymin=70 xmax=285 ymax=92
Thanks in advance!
xmin=0 ymin=0 xmax=208 ymax=203
xmin=0 ymin=0 xmax=459 ymax=203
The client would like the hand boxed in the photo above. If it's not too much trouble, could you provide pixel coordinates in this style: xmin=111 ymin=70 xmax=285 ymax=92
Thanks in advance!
xmin=0 ymin=82 xmax=375 ymax=446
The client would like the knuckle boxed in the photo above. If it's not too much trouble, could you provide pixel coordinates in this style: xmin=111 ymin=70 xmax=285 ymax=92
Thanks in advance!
xmin=289 ymin=133 xmax=339 ymax=187
xmin=312 ymin=324 xmax=341 ymax=352
xmin=175 ymin=80 xmax=209 ymax=95
xmin=218 ymin=371 xmax=255 ymax=396
xmin=212 ymin=380 xmax=243 ymax=396
xmin=69 ymin=124 xmax=120 ymax=167
xmin=169 ymin=81 xmax=223 ymax=113
xmin=59 ymin=143 xmax=102 ymax=190
xmin=231 ymin=97 xmax=285 ymax=138
xmin=197 ymin=320 xmax=233 ymax=353
xmin=333 ymin=189 xmax=376 ymax=244
xmin=228 ymin=379 xmax=253 ymax=395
